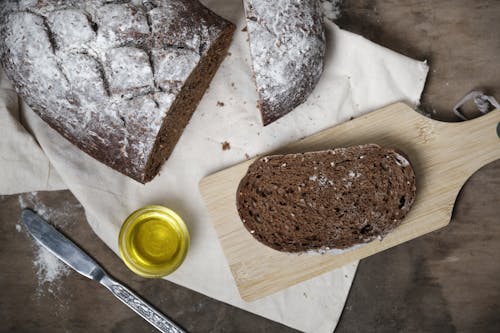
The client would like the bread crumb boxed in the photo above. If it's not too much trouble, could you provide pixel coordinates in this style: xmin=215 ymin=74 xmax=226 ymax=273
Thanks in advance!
xmin=227 ymin=51 xmax=232 ymax=56
xmin=216 ymin=101 xmax=225 ymax=107
xmin=244 ymin=153 xmax=250 ymax=159
xmin=241 ymin=26 xmax=247 ymax=32
xmin=221 ymin=141 xmax=231 ymax=151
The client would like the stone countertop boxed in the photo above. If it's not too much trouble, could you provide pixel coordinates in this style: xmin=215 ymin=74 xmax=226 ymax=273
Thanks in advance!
xmin=1 ymin=1 xmax=499 ymax=332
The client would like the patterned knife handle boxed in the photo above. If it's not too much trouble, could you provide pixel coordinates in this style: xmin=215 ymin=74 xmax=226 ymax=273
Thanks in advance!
xmin=100 ymin=275 xmax=186 ymax=333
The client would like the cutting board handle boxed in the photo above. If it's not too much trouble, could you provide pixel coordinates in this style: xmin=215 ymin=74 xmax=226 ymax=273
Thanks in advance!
xmin=431 ymin=108 xmax=500 ymax=180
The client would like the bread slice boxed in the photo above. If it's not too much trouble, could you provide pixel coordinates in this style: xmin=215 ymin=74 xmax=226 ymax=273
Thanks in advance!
xmin=236 ymin=144 xmax=416 ymax=252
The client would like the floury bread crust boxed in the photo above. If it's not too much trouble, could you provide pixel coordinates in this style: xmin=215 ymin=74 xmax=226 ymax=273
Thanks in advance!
xmin=0 ymin=0 xmax=235 ymax=183
xmin=243 ymin=0 xmax=326 ymax=126
xmin=236 ymin=145 xmax=417 ymax=252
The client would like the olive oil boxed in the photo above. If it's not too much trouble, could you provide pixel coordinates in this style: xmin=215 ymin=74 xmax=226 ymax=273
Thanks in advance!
xmin=119 ymin=205 xmax=189 ymax=278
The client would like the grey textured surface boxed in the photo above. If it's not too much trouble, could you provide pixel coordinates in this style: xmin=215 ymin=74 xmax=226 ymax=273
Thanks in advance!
xmin=1 ymin=0 xmax=500 ymax=332
xmin=336 ymin=0 xmax=500 ymax=121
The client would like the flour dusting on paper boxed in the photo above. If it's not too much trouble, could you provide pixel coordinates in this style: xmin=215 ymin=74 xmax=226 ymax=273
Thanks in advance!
xmin=321 ymin=0 xmax=342 ymax=21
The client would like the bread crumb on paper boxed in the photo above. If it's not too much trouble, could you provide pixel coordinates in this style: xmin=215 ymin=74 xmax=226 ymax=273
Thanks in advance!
xmin=222 ymin=141 xmax=231 ymax=151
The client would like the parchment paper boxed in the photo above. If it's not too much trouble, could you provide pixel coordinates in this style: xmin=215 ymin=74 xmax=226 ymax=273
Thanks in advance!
xmin=0 ymin=1 xmax=428 ymax=331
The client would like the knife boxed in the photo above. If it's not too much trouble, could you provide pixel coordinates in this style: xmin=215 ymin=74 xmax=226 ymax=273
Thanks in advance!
xmin=21 ymin=208 xmax=186 ymax=333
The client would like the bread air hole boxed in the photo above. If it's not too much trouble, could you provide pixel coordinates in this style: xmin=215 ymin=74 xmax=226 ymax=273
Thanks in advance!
xmin=360 ymin=224 xmax=372 ymax=234
xmin=399 ymin=196 xmax=406 ymax=208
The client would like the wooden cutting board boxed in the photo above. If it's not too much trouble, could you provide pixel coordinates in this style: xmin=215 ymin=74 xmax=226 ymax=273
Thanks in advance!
xmin=199 ymin=103 xmax=500 ymax=301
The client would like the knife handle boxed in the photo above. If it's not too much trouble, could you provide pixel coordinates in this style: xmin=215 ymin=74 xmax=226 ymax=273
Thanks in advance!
xmin=100 ymin=275 xmax=186 ymax=333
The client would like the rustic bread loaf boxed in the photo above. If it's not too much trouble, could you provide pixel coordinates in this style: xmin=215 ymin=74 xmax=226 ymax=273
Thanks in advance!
xmin=0 ymin=0 xmax=235 ymax=183
xmin=236 ymin=144 xmax=416 ymax=252
xmin=243 ymin=0 xmax=326 ymax=126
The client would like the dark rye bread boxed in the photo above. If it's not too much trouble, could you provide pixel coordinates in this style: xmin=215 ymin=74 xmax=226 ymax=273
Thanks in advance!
xmin=0 ymin=0 xmax=235 ymax=183
xmin=243 ymin=0 xmax=325 ymax=126
xmin=236 ymin=144 xmax=416 ymax=252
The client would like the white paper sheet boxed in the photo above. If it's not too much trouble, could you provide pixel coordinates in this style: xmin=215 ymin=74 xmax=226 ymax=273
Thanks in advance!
xmin=0 ymin=1 xmax=428 ymax=331
xmin=0 ymin=69 xmax=65 ymax=195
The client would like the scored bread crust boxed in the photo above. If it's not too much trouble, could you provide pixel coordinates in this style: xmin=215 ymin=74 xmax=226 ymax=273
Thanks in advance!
xmin=236 ymin=144 xmax=417 ymax=252
xmin=0 ymin=0 xmax=235 ymax=183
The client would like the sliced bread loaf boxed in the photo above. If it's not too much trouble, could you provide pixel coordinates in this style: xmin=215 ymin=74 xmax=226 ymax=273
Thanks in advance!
xmin=0 ymin=0 xmax=235 ymax=183
xmin=236 ymin=144 xmax=416 ymax=252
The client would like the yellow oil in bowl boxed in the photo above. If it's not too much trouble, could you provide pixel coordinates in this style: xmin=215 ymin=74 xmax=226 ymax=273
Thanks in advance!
xmin=119 ymin=205 xmax=189 ymax=278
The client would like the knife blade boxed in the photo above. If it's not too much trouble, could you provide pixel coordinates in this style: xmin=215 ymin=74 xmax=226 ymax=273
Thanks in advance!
xmin=21 ymin=208 xmax=186 ymax=333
